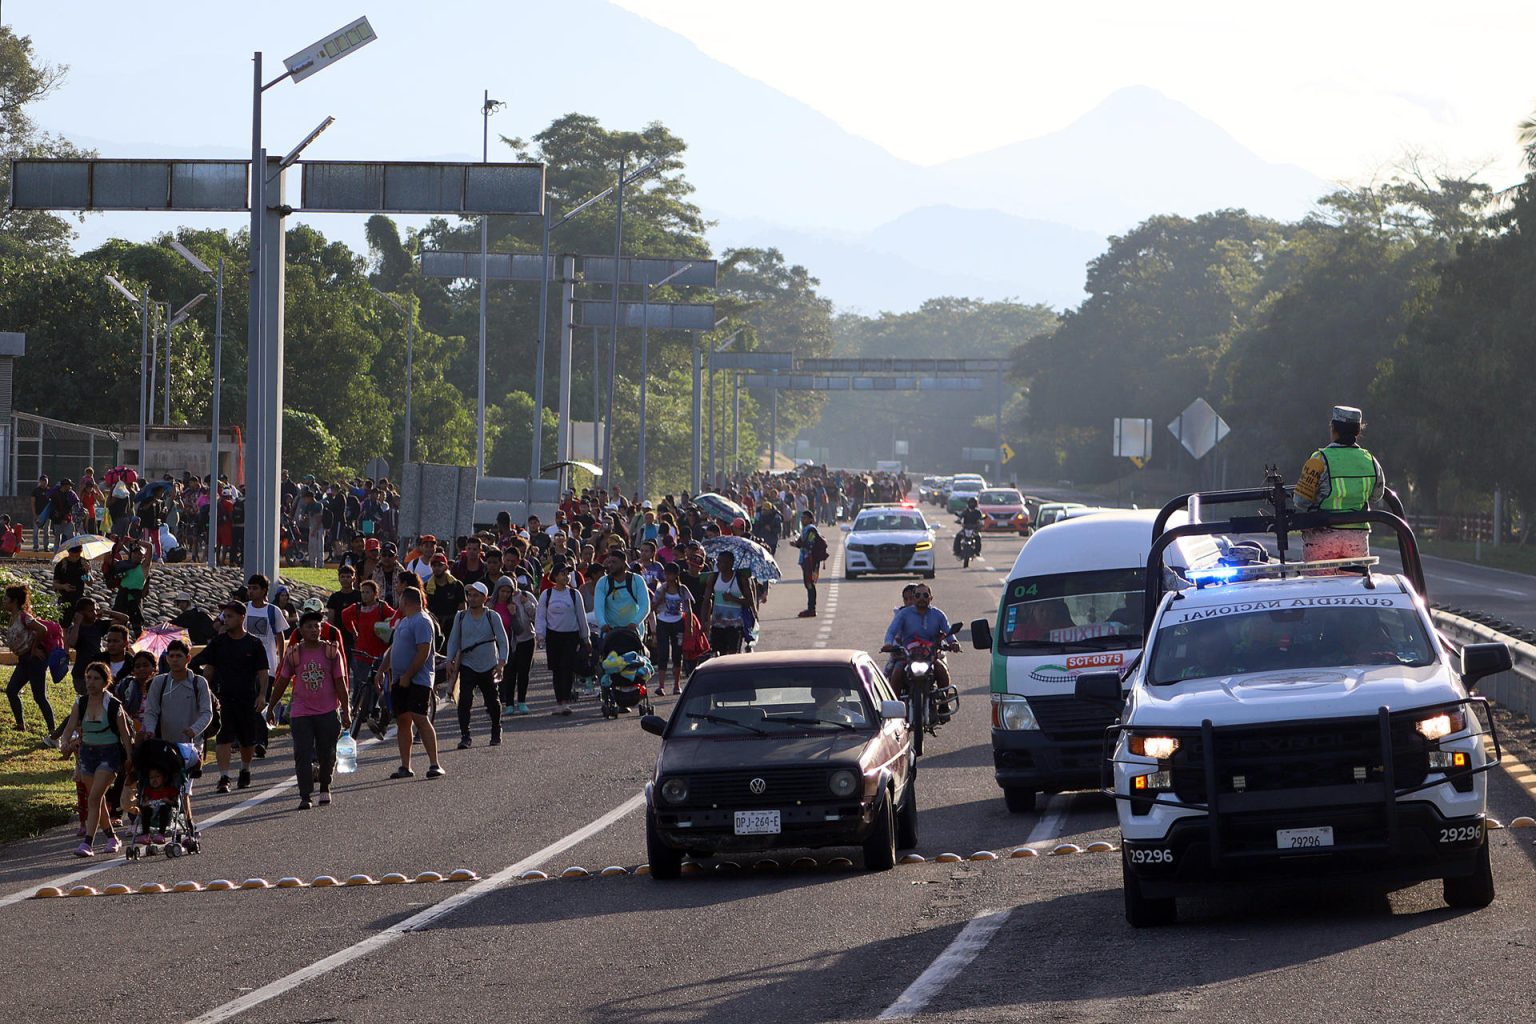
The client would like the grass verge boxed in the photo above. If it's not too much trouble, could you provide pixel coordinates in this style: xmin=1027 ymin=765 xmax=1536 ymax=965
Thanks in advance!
xmin=279 ymin=566 xmax=339 ymax=594
xmin=0 ymin=670 xmax=81 ymax=844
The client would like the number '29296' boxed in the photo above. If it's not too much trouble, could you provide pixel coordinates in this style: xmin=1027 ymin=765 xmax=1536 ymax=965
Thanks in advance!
xmin=1439 ymin=825 xmax=1482 ymax=844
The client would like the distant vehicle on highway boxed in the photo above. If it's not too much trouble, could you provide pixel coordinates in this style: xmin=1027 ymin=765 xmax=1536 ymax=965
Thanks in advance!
xmin=974 ymin=488 xmax=1032 ymax=535
xmin=640 ymin=649 xmax=918 ymax=876
xmin=918 ymin=476 xmax=948 ymax=504
xmin=1082 ymin=480 xmax=1509 ymax=926
xmin=1031 ymin=501 xmax=1087 ymax=528
xmin=945 ymin=475 xmax=987 ymax=514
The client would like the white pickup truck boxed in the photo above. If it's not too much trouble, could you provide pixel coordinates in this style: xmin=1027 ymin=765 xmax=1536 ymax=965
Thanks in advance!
xmin=1081 ymin=478 xmax=1511 ymax=926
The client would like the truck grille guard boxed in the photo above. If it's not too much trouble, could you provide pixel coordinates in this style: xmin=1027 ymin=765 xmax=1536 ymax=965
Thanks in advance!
xmin=1096 ymin=696 xmax=1502 ymax=866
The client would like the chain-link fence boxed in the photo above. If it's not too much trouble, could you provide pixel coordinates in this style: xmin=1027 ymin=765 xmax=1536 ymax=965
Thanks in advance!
xmin=8 ymin=412 xmax=123 ymax=495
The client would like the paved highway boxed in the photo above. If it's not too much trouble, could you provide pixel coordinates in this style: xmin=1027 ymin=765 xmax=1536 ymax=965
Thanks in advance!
xmin=2 ymin=520 xmax=1534 ymax=1024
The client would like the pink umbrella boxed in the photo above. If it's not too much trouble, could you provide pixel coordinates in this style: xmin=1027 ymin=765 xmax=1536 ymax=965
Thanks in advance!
xmin=133 ymin=623 xmax=190 ymax=660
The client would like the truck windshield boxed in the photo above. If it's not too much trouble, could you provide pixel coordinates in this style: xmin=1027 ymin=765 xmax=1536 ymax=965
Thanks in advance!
xmin=1147 ymin=604 xmax=1437 ymax=684
xmin=1000 ymin=569 xmax=1146 ymax=652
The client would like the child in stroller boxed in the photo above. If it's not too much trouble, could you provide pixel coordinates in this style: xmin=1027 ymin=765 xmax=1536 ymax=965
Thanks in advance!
xmin=597 ymin=626 xmax=655 ymax=719
xmin=126 ymin=737 xmax=201 ymax=860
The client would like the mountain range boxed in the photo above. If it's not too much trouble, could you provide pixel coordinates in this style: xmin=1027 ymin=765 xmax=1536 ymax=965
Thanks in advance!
xmin=49 ymin=0 xmax=1333 ymax=313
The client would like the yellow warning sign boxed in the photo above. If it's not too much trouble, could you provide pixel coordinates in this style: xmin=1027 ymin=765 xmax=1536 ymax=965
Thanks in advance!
xmin=1129 ymin=456 xmax=1146 ymax=470
xmin=1000 ymin=442 xmax=1016 ymax=465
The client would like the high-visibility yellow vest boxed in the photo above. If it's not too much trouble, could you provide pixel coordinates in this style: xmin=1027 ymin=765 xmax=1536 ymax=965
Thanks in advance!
xmin=1318 ymin=445 xmax=1376 ymax=527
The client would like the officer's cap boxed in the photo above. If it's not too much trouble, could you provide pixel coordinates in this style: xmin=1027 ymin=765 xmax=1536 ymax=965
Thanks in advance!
xmin=1330 ymin=405 xmax=1363 ymax=425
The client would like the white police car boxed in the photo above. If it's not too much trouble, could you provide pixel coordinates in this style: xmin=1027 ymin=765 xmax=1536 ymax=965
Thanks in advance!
xmin=842 ymin=504 xmax=936 ymax=580
xmin=1080 ymin=479 xmax=1510 ymax=926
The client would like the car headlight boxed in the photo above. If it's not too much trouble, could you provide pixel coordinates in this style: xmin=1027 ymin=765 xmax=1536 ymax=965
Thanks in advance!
xmin=659 ymin=778 xmax=689 ymax=804
xmin=1128 ymin=735 xmax=1180 ymax=760
xmin=914 ymin=541 xmax=932 ymax=550
xmin=828 ymin=770 xmax=859 ymax=797
xmin=909 ymin=660 xmax=932 ymax=675
xmin=991 ymin=694 xmax=1039 ymax=730
xmin=1416 ymin=709 xmax=1468 ymax=741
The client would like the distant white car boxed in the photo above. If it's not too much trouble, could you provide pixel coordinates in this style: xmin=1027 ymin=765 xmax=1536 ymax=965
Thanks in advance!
xmin=842 ymin=505 xmax=936 ymax=579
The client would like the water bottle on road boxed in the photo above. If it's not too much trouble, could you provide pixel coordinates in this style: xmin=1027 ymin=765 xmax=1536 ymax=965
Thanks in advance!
xmin=336 ymin=732 xmax=358 ymax=774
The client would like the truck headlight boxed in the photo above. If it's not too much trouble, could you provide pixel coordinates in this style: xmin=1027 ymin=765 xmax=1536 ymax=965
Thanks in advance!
xmin=1128 ymin=735 xmax=1180 ymax=760
xmin=659 ymin=778 xmax=689 ymax=804
xmin=914 ymin=541 xmax=932 ymax=551
xmin=1416 ymin=710 xmax=1467 ymax=741
xmin=991 ymin=694 xmax=1039 ymax=730
xmin=829 ymin=770 xmax=859 ymax=797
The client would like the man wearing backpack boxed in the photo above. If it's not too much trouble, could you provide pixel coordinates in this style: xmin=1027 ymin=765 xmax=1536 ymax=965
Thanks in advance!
xmin=591 ymin=548 xmax=651 ymax=638
xmin=790 ymin=510 xmax=829 ymax=618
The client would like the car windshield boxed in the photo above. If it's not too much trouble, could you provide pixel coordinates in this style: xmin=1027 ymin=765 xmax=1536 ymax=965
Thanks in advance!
xmin=979 ymin=490 xmax=1023 ymax=505
xmin=675 ymin=667 xmax=873 ymax=735
xmin=1000 ymin=568 xmax=1146 ymax=652
xmin=1147 ymin=603 xmax=1437 ymax=684
xmin=854 ymin=512 xmax=926 ymax=532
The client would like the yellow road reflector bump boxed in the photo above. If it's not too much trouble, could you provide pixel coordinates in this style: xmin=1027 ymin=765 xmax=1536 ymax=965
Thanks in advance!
xmin=139 ymin=883 xmax=167 ymax=894
xmin=791 ymin=857 xmax=818 ymax=870
xmin=600 ymin=866 xmax=629 ymax=878
xmin=205 ymin=880 xmax=237 ymax=891
xmin=34 ymin=886 xmax=65 ymax=899
xmin=680 ymin=861 xmax=704 ymax=875
xmin=415 ymin=871 xmax=445 ymax=883
xmin=1085 ymin=841 xmax=1117 ymax=854
xmin=68 ymin=885 xmax=99 ymax=897
xmin=1051 ymin=843 xmax=1083 ymax=856
xmin=311 ymin=875 xmax=339 ymax=888
xmin=1009 ymin=847 xmax=1039 ymax=859
xmin=447 ymin=868 xmax=478 ymax=882
xmin=241 ymin=878 xmax=271 ymax=890
xmin=827 ymin=857 xmax=854 ymax=869
xmin=1509 ymin=816 xmax=1536 ymax=829
xmin=379 ymin=873 xmax=410 ymax=885
xmin=752 ymin=859 xmax=779 ymax=871
xmin=519 ymin=869 xmax=550 ymax=881
xmin=715 ymin=861 xmax=742 ymax=873
xmin=935 ymin=852 xmax=963 ymax=863
xmin=345 ymin=874 xmax=375 ymax=887
xmin=102 ymin=883 xmax=133 ymax=896
xmin=1487 ymin=819 xmax=1504 ymax=830
xmin=969 ymin=851 xmax=999 ymax=861
xmin=632 ymin=864 xmax=651 ymax=876
xmin=899 ymin=853 xmax=926 ymax=864
xmin=560 ymin=866 xmax=590 ymax=879
xmin=276 ymin=877 xmax=307 ymax=889
xmin=173 ymin=881 xmax=202 ymax=893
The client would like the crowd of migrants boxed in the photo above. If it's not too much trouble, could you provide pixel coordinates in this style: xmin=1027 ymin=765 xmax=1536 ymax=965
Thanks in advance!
xmin=7 ymin=463 xmax=911 ymax=858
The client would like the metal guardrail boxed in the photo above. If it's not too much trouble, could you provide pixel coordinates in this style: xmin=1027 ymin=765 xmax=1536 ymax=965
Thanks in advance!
xmin=1433 ymin=609 xmax=1536 ymax=721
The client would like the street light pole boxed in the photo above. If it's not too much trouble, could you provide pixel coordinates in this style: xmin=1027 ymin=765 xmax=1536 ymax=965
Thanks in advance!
xmin=209 ymin=259 xmax=223 ymax=566
xmin=603 ymin=156 xmax=625 ymax=486
xmin=732 ymin=372 xmax=740 ymax=478
xmin=636 ymin=262 xmax=692 ymax=501
xmin=477 ymin=90 xmax=503 ymax=477
xmin=373 ymin=289 xmax=415 ymax=473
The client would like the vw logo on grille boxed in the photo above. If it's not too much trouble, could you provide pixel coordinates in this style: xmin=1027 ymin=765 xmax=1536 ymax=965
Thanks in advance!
xmin=748 ymin=777 xmax=768 ymax=795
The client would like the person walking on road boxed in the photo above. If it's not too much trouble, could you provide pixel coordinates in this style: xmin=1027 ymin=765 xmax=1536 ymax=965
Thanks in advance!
xmin=789 ymin=511 xmax=828 ymax=618
xmin=269 ymin=610 xmax=351 ymax=809
xmin=191 ymin=599 xmax=271 ymax=793
xmin=59 ymin=662 xmax=129 ymax=857
xmin=652 ymin=561 xmax=694 ymax=694
xmin=535 ymin=563 xmax=590 ymax=716
xmin=591 ymin=548 xmax=651 ymax=638
xmin=1295 ymin=404 xmax=1386 ymax=564
xmin=4 ymin=583 xmax=61 ymax=742
xmin=384 ymin=584 xmax=444 ymax=779
xmin=494 ymin=576 xmax=537 ymax=716
xmin=446 ymin=580 xmax=509 ymax=749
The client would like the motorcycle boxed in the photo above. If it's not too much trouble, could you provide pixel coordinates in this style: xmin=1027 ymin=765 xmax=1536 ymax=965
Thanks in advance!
xmin=954 ymin=524 xmax=982 ymax=567
xmin=884 ymin=626 xmax=962 ymax=756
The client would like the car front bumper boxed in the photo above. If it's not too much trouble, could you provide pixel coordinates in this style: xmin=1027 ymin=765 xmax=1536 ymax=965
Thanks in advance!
xmin=652 ymin=802 xmax=877 ymax=853
xmin=992 ymin=727 xmax=1104 ymax=794
xmin=846 ymin=546 xmax=934 ymax=575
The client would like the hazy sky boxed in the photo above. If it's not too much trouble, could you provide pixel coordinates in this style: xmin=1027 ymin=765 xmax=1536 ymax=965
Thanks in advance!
xmin=9 ymin=0 xmax=1535 ymax=255
xmin=617 ymin=0 xmax=1536 ymax=186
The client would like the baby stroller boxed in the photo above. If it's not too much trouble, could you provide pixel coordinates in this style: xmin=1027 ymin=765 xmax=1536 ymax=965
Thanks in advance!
xmin=125 ymin=738 xmax=201 ymax=860
xmin=598 ymin=626 xmax=655 ymax=719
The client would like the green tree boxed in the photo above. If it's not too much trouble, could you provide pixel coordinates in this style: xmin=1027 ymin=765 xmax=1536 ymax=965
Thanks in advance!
xmin=0 ymin=27 xmax=91 ymax=257
xmin=282 ymin=409 xmax=344 ymax=481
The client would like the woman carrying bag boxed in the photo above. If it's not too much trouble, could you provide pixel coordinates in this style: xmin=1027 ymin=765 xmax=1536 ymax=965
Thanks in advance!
xmin=534 ymin=562 xmax=590 ymax=716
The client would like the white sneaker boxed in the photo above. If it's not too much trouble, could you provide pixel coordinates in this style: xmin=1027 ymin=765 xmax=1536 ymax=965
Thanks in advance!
xmin=383 ymin=726 xmax=398 ymax=740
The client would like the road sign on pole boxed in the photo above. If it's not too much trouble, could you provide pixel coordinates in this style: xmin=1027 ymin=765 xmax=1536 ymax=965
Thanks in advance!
xmin=1113 ymin=418 xmax=1153 ymax=459
xmin=1000 ymin=442 xmax=1016 ymax=465
xmin=1167 ymin=398 xmax=1229 ymax=460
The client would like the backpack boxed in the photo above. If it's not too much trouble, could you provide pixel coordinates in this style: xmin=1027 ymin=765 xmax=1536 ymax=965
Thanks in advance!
xmin=25 ymin=613 xmax=64 ymax=653
xmin=809 ymin=530 xmax=829 ymax=567
xmin=146 ymin=672 xmax=218 ymax=739
xmin=74 ymin=692 xmax=124 ymax=741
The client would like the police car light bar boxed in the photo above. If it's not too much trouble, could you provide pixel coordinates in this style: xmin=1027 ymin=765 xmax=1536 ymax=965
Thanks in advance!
xmin=1183 ymin=556 xmax=1380 ymax=589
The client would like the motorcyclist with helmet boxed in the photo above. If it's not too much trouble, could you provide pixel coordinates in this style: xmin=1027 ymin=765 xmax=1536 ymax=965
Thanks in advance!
xmin=881 ymin=584 xmax=955 ymax=698
xmin=954 ymin=497 xmax=984 ymax=557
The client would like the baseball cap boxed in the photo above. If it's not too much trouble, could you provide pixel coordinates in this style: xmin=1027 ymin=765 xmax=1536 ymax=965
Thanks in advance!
xmin=641 ymin=500 xmax=654 ymax=509
xmin=382 ymin=542 xmax=398 ymax=555
xmin=1331 ymin=405 xmax=1363 ymax=424
xmin=467 ymin=581 xmax=489 ymax=596
xmin=221 ymin=598 xmax=246 ymax=613
xmin=172 ymin=591 xmax=194 ymax=604
xmin=430 ymin=553 xmax=449 ymax=565
xmin=364 ymin=537 xmax=381 ymax=550
xmin=302 ymin=596 xmax=325 ymax=613
xmin=418 ymin=534 xmax=437 ymax=544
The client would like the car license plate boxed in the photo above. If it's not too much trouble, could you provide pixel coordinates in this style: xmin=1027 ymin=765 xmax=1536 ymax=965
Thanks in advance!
xmin=1276 ymin=826 xmax=1334 ymax=850
xmin=734 ymin=810 xmax=781 ymax=835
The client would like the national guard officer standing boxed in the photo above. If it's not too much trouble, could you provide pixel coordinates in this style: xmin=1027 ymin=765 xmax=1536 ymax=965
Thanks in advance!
xmin=1294 ymin=405 xmax=1385 ymax=564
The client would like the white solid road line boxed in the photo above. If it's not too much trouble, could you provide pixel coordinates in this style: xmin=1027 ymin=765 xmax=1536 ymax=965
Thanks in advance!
xmin=877 ymin=909 xmax=1013 ymax=1020
xmin=185 ymin=791 xmax=646 ymax=1024
xmin=0 ymin=734 xmax=387 ymax=911
xmin=876 ymin=794 xmax=1071 ymax=1020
